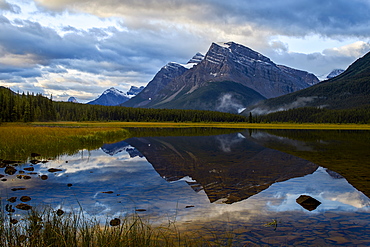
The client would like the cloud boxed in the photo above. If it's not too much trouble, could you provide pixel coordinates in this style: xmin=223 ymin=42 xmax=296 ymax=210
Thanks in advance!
xmin=34 ymin=0 xmax=370 ymax=38
xmin=250 ymin=96 xmax=319 ymax=115
xmin=265 ymin=41 xmax=370 ymax=78
xmin=0 ymin=0 xmax=20 ymax=13
xmin=323 ymin=41 xmax=370 ymax=57
xmin=2 ymin=0 xmax=370 ymax=102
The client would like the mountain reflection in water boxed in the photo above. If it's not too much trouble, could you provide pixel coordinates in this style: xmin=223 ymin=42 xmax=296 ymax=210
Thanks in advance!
xmin=124 ymin=131 xmax=319 ymax=204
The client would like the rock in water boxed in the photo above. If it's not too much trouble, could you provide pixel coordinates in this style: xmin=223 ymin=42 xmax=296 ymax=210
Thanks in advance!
xmin=296 ymin=195 xmax=321 ymax=211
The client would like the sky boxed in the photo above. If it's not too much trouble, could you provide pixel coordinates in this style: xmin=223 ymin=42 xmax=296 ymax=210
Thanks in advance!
xmin=1 ymin=0 xmax=370 ymax=102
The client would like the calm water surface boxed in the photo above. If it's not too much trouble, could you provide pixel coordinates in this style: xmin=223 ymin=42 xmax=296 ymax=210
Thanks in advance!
xmin=1 ymin=129 xmax=370 ymax=246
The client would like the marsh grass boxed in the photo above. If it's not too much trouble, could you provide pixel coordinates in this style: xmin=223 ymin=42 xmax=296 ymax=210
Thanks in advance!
xmin=0 ymin=123 xmax=129 ymax=160
xmin=0 ymin=203 xmax=233 ymax=247
xmin=32 ymin=121 xmax=370 ymax=130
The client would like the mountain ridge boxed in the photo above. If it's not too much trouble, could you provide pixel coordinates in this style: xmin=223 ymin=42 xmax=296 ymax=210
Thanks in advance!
xmin=122 ymin=42 xmax=319 ymax=113
xmin=88 ymin=86 xmax=144 ymax=106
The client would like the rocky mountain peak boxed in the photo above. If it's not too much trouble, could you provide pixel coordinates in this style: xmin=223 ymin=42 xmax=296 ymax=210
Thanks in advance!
xmin=206 ymin=42 xmax=273 ymax=67
xmin=187 ymin=52 xmax=205 ymax=64
xmin=127 ymin=86 xmax=145 ymax=96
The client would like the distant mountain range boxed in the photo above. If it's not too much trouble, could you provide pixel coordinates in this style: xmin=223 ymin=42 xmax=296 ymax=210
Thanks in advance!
xmin=122 ymin=42 xmax=319 ymax=113
xmin=243 ymin=51 xmax=370 ymax=115
xmin=87 ymin=86 xmax=144 ymax=106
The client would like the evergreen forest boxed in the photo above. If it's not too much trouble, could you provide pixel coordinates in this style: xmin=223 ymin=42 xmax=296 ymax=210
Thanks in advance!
xmin=255 ymin=106 xmax=370 ymax=124
xmin=1 ymin=86 xmax=369 ymax=124
xmin=0 ymin=87 xmax=247 ymax=123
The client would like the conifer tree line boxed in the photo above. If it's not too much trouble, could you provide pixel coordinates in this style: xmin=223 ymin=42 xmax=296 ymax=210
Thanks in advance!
xmin=256 ymin=106 xmax=370 ymax=124
xmin=0 ymin=87 xmax=247 ymax=123
xmin=2 ymin=87 xmax=369 ymax=123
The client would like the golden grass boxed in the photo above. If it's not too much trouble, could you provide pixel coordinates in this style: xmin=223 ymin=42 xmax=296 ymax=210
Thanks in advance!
xmin=31 ymin=121 xmax=370 ymax=130
xmin=0 ymin=123 xmax=129 ymax=160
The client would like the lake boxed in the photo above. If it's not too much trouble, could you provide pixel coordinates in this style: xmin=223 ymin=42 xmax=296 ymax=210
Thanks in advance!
xmin=1 ymin=128 xmax=370 ymax=246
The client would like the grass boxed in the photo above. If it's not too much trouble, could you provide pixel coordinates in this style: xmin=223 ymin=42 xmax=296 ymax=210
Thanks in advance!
xmin=0 ymin=204 xmax=233 ymax=247
xmin=31 ymin=121 xmax=370 ymax=130
xmin=0 ymin=123 xmax=129 ymax=161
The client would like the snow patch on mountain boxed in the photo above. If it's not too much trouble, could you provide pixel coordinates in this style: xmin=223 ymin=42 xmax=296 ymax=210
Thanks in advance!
xmin=103 ymin=87 xmax=128 ymax=97
xmin=327 ymin=69 xmax=345 ymax=79
xmin=165 ymin=53 xmax=205 ymax=70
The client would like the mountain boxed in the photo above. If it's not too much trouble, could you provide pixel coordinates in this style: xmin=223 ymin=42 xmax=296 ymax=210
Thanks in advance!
xmin=88 ymin=86 xmax=144 ymax=106
xmin=122 ymin=53 xmax=204 ymax=108
xmin=326 ymin=69 xmax=345 ymax=79
xmin=67 ymin=97 xmax=78 ymax=103
xmin=244 ymin=51 xmax=370 ymax=115
xmin=127 ymin=86 xmax=145 ymax=96
xmin=122 ymin=42 xmax=319 ymax=113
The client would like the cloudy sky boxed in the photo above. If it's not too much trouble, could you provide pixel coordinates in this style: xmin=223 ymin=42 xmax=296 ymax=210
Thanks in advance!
xmin=1 ymin=0 xmax=370 ymax=102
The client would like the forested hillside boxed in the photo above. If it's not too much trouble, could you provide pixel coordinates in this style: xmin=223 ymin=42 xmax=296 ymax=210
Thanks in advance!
xmin=255 ymin=106 xmax=370 ymax=124
xmin=0 ymin=87 xmax=247 ymax=123
xmin=0 ymin=87 xmax=56 ymax=122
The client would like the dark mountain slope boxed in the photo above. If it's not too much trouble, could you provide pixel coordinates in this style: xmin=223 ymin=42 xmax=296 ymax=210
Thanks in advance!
xmin=147 ymin=81 xmax=266 ymax=112
xmin=244 ymin=51 xmax=370 ymax=115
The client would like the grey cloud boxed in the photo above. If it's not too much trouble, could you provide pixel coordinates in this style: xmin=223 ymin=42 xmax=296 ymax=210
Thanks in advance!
xmin=0 ymin=65 xmax=42 ymax=80
xmin=0 ymin=14 xmax=194 ymax=84
xmin=41 ymin=65 xmax=68 ymax=74
xmin=0 ymin=0 xmax=21 ymax=13
xmin=35 ymin=0 xmax=370 ymax=38
xmin=267 ymin=49 xmax=364 ymax=78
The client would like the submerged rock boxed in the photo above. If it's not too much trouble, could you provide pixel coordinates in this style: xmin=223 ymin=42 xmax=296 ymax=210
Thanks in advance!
xmin=110 ymin=218 xmax=121 ymax=226
xmin=47 ymin=168 xmax=63 ymax=173
xmin=135 ymin=209 xmax=147 ymax=212
xmin=56 ymin=209 xmax=64 ymax=216
xmin=102 ymin=191 xmax=114 ymax=194
xmin=20 ymin=196 xmax=31 ymax=202
xmin=296 ymin=195 xmax=321 ymax=211
xmin=16 ymin=203 xmax=32 ymax=210
xmin=5 ymin=166 xmax=17 ymax=175
xmin=11 ymin=187 xmax=26 ymax=191
xmin=5 ymin=204 xmax=15 ymax=212
xmin=7 ymin=197 xmax=17 ymax=203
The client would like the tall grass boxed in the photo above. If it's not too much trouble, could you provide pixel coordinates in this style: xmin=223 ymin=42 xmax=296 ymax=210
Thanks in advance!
xmin=0 ymin=123 xmax=129 ymax=160
xmin=0 ymin=204 xmax=233 ymax=247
